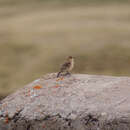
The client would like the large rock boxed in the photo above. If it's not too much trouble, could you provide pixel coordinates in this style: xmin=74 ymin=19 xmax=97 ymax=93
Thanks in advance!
xmin=0 ymin=73 xmax=130 ymax=130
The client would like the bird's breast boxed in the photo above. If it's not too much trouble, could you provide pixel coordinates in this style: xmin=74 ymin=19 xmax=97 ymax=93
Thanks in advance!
xmin=69 ymin=59 xmax=74 ymax=71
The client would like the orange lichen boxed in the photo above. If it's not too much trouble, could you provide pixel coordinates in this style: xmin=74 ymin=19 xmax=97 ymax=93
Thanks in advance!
xmin=42 ymin=124 xmax=46 ymax=128
xmin=56 ymin=77 xmax=64 ymax=81
xmin=33 ymin=85 xmax=42 ymax=90
xmin=56 ymin=78 xmax=60 ymax=82
xmin=4 ymin=116 xmax=9 ymax=124
xmin=60 ymin=77 xmax=64 ymax=80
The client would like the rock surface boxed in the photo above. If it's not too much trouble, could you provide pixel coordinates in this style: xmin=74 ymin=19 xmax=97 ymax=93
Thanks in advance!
xmin=0 ymin=73 xmax=130 ymax=130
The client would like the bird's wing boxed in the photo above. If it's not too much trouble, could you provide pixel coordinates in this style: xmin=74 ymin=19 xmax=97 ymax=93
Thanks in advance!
xmin=60 ymin=62 xmax=71 ymax=71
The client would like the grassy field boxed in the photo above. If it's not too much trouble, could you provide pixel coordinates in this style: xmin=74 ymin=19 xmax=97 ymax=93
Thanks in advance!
xmin=0 ymin=0 xmax=130 ymax=98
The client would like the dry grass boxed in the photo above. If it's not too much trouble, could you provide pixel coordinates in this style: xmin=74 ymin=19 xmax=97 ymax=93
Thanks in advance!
xmin=0 ymin=2 xmax=130 ymax=98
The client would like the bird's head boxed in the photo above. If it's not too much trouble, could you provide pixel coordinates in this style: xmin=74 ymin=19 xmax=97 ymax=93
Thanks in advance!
xmin=67 ymin=56 xmax=74 ymax=62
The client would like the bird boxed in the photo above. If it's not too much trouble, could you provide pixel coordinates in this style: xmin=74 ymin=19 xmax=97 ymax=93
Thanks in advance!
xmin=57 ymin=56 xmax=74 ymax=78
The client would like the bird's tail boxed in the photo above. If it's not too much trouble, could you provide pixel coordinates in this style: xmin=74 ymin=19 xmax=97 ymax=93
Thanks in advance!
xmin=57 ymin=71 xmax=61 ymax=78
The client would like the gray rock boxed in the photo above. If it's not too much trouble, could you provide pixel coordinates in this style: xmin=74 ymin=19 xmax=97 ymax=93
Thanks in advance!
xmin=0 ymin=73 xmax=130 ymax=130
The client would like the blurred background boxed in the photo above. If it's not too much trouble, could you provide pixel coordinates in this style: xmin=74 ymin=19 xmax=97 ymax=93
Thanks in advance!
xmin=0 ymin=0 xmax=130 ymax=99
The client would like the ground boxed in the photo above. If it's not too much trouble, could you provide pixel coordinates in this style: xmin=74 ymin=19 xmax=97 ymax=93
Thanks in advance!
xmin=0 ymin=0 xmax=130 ymax=97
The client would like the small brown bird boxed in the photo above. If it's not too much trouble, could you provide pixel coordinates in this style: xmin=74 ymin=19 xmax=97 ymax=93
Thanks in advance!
xmin=57 ymin=56 xmax=74 ymax=77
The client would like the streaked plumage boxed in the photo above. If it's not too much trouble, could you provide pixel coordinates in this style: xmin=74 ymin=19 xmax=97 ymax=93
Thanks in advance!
xmin=57 ymin=56 xmax=74 ymax=77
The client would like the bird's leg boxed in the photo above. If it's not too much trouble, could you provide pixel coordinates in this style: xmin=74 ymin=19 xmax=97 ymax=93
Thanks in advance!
xmin=57 ymin=71 xmax=61 ymax=77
